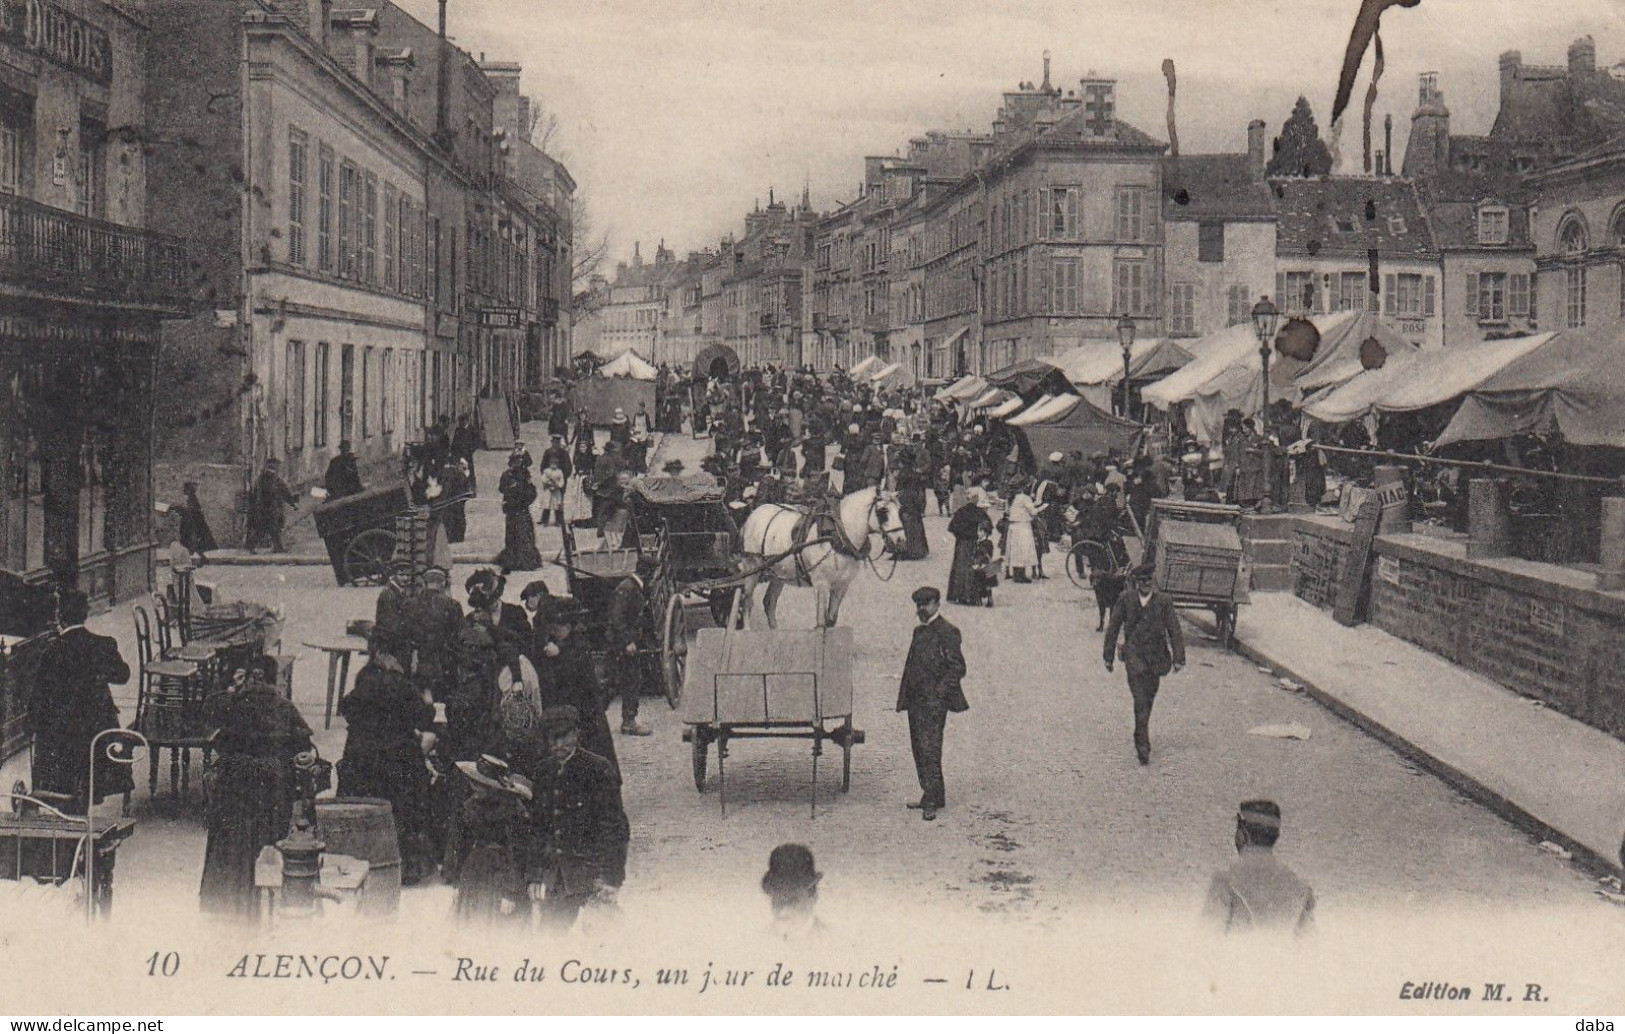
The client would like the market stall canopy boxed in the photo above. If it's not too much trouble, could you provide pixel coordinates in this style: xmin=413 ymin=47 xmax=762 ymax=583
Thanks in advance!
xmin=985 ymin=357 xmax=1073 ymax=398
xmin=1015 ymin=395 xmax=1144 ymax=464
xmin=1141 ymin=324 xmax=1262 ymax=410
xmin=693 ymin=343 xmax=741 ymax=380
xmin=942 ymin=375 xmax=989 ymax=402
xmin=1304 ymin=333 xmax=1555 ymax=424
xmin=935 ymin=374 xmax=981 ymax=402
xmin=1292 ymin=311 xmax=1422 ymax=392
xmin=986 ymin=394 xmax=1025 ymax=418
xmin=1436 ymin=326 xmax=1625 ymax=447
xmin=870 ymin=362 xmax=904 ymax=384
xmin=1055 ymin=337 xmax=1194 ymax=387
xmin=849 ymin=356 xmax=882 ymax=378
xmin=1005 ymin=394 xmax=1056 ymax=425
xmin=572 ymin=348 xmax=607 ymax=366
xmin=970 ymin=388 xmax=1017 ymax=410
xmin=600 ymin=350 xmax=658 ymax=380
xmin=1008 ymin=394 xmax=1080 ymax=426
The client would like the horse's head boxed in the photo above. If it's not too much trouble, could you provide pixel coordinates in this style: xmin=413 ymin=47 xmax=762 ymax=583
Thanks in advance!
xmin=869 ymin=491 xmax=906 ymax=545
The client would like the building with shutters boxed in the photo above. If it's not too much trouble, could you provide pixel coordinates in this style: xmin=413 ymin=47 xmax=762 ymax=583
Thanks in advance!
xmin=0 ymin=0 xmax=189 ymax=612
xmin=1271 ymin=177 xmax=1442 ymax=349
xmin=1525 ymin=143 xmax=1625 ymax=335
xmin=1162 ymin=120 xmax=1278 ymax=339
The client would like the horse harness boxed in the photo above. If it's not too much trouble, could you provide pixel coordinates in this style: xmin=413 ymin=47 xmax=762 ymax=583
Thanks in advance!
xmin=757 ymin=498 xmax=876 ymax=587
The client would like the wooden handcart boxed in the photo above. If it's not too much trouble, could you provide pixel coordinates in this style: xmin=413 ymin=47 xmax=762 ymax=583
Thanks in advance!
xmin=678 ymin=592 xmax=862 ymax=818
xmin=1143 ymin=499 xmax=1251 ymax=648
xmin=311 ymin=482 xmax=463 ymax=586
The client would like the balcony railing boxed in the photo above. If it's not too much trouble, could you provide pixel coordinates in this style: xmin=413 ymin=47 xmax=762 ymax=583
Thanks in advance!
xmin=0 ymin=193 xmax=191 ymax=310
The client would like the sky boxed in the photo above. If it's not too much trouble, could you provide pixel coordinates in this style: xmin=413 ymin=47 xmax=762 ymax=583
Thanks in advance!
xmin=397 ymin=0 xmax=1624 ymax=268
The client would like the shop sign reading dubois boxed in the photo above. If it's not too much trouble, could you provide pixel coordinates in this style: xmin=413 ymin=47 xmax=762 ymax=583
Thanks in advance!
xmin=0 ymin=0 xmax=114 ymax=86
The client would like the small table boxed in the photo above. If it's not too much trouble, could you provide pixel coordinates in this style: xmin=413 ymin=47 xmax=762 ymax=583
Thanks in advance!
xmin=303 ymin=635 xmax=370 ymax=729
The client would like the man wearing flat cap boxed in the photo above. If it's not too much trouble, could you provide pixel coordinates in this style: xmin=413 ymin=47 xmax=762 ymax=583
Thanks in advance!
xmin=522 ymin=705 xmax=630 ymax=932
xmin=534 ymin=596 xmax=619 ymax=781
xmin=1103 ymin=561 xmax=1185 ymax=765
xmin=607 ymin=556 xmax=658 ymax=736
xmin=896 ymin=585 xmax=968 ymax=821
xmin=1203 ymin=800 xmax=1315 ymax=935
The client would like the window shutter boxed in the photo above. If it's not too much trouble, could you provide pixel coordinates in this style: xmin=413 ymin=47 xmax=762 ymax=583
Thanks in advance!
xmin=1038 ymin=252 xmax=1051 ymax=312
xmin=1329 ymin=272 xmax=1342 ymax=311
xmin=1036 ymin=189 xmax=1048 ymax=241
xmin=1275 ymin=273 xmax=1286 ymax=308
xmin=1384 ymin=274 xmax=1396 ymax=315
xmin=1511 ymin=273 xmax=1530 ymax=316
xmin=1424 ymin=276 xmax=1436 ymax=317
xmin=1465 ymin=273 xmax=1478 ymax=317
xmin=1067 ymin=189 xmax=1080 ymax=240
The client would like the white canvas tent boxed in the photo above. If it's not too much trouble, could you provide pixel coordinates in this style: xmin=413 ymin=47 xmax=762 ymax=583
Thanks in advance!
xmin=871 ymin=362 xmax=904 ymax=385
xmin=986 ymin=394 xmax=1025 ymax=418
xmin=935 ymin=374 xmax=980 ymax=401
xmin=1303 ymin=333 xmax=1556 ymax=424
xmin=849 ymin=356 xmax=882 ymax=378
xmin=1008 ymin=394 xmax=1081 ymax=426
xmin=600 ymin=350 xmax=657 ymax=380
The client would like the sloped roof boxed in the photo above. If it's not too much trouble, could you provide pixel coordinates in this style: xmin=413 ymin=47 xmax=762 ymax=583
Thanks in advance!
xmin=1163 ymin=155 xmax=1276 ymax=221
xmin=1273 ymin=177 xmax=1436 ymax=260
xmin=1426 ymin=199 xmax=1534 ymax=251
xmin=1491 ymin=68 xmax=1625 ymax=148
xmin=1031 ymin=105 xmax=1165 ymax=151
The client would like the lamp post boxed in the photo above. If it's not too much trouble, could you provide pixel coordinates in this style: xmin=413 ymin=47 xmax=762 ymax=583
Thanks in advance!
xmin=1250 ymin=296 xmax=1282 ymax=511
xmin=1116 ymin=314 xmax=1137 ymax=419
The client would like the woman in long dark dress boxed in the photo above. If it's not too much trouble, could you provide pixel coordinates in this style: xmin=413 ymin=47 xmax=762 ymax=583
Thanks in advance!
xmin=894 ymin=456 xmax=930 ymax=560
xmin=496 ymin=456 xmax=542 ymax=573
xmin=438 ymin=458 xmax=470 ymax=543
xmin=177 ymin=481 xmax=217 ymax=559
xmin=337 ymin=643 xmax=438 ymax=885
xmin=199 ymin=658 xmax=314 ymax=919
xmin=443 ymin=756 xmax=533 ymax=925
xmin=946 ymin=490 xmax=993 ymax=605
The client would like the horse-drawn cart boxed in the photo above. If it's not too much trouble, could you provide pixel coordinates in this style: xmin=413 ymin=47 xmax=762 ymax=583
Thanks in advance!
xmin=1143 ymin=499 xmax=1250 ymax=648
xmin=677 ymin=595 xmax=862 ymax=817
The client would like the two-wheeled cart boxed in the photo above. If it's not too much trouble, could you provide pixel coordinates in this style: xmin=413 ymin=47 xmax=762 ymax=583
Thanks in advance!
xmin=1143 ymin=499 xmax=1251 ymax=648
xmin=677 ymin=592 xmax=861 ymax=817
xmin=311 ymin=482 xmax=467 ymax=586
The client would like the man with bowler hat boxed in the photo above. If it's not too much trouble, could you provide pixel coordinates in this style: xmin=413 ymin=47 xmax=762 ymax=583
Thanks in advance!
xmin=1103 ymin=561 xmax=1185 ymax=765
xmin=761 ymin=843 xmax=824 ymax=941
xmin=896 ymin=585 xmax=968 ymax=821
xmin=1203 ymin=800 xmax=1315 ymax=935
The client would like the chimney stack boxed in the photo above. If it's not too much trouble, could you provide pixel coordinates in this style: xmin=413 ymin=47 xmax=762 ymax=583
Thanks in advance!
xmin=1570 ymin=36 xmax=1596 ymax=76
xmin=435 ymin=0 xmax=451 ymax=145
xmin=1247 ymin=119 xmax=1267 ymax=179
xmin=1384 ymin=114 xmax=1393 ymax=175
xmin=1499 ymin=51 xmax=1521 ymax=106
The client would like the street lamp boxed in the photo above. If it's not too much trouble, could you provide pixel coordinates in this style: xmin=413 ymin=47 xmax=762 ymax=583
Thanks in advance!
xmin=1250 ymin=295 xmax=1282 ymax=511
xmin=1116 ymin=313 xmax=1137 ymax=419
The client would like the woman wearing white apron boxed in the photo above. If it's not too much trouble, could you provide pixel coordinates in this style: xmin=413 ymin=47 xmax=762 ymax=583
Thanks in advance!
xmin=1005 ymin=481 xmax=1045 ymax=583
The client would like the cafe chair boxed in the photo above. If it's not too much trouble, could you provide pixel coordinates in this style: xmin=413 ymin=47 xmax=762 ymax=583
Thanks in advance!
xmin=130 ymin=605 xmax=210 ymax=808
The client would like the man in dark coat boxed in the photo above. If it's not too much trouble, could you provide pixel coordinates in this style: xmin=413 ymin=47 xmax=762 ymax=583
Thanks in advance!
xmin=605 ymin=557 xmax=655 ymax=736
xmin=1103 ymin=562 xmax=1186 ymax=766
xmin=29 ymin=591 xmax=133 ymax=811
xmin=522 ymin=706 xmax=630 ymax=932
xmin=324 ymin=440 xmax=364 ymax=499
xmin=895 ymin=586 xmax=968 ymax=821
xmin=246 ymin=458 xmax=297 ymax=553
xmin=541 ymin=434 xmax=573 ymax=482
xmin=177 ymin=481 xmax=217 ymax=560
xmin=452 ymin=416 xmax=481 ymax=493
xmin=533 ymin=597 xmax=618 ymax=781
xmin=406 ymin=567 xmax=464 ymax=701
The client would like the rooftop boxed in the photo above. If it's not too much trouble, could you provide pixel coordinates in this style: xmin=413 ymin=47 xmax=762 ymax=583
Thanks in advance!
xmin=1273 ymin=177 xmax=1436 ymax=260
xmin=1162 ymin=154 xmax=1275 ymax=221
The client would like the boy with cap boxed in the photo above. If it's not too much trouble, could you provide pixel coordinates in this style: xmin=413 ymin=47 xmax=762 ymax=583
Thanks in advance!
xmin=1203 ymin=800 xmax=1315 ymax=935
xmin=895 ymin=586 xmax=968 ymax=821
xmin=607 ymin=555 xmax=659 ymax=736
xmin=1103 ymin=562 xmax=1185 ymax=765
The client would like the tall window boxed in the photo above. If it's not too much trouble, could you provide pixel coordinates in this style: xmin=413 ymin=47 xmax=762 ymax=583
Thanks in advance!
xmin=363 ymin=172 xmax=378 ymax=284
xmin=1170 ymin=283 xmax=1196 ymax=335
xmin=1466 ymin=272 xmax=1506 ymax=321
xmin=1044 ymin=186 xmax=1079 ymax=239
xmin=312 ymin=342 xmax=330 ymax=448
xmin=1227 ymin=284 xmax=1251 ymax=325
xmin=1115 ymin=186 xmax=1146 ymax=241
xmin=76 ymin=120 xmax=104 ymax=218
xmin=0 ymin=114 xmax=21 ymax=195
xmin=317 ymin=145 xmax=335 ymax=272
xmin=338 ymin=161 xmax=357 ymax=279
xmin=1051 ymin=256 xmax=1080 ymax=314
xmin=430 ymin=215 xmax=442 ymax=305
xmin=1198 ymin=223 xmax=1225 ymax=263
xmin=1510 ymin=272 xmax=1531 ymax=318
xmin=383 ymin=182 xmax=397 ymax=290
xmin=1562 ymin=219 xmax=1588 ymax=328
xmin=382 ymin=349 xmax=395 ymax=435
xmin=1280 ymin=271 xmax=1317 ymax=312
xmin=340 ymin=344 xmax=355 ymax=443
xmin=288 ymin=129 xmax=307 ymax=266
xmin=1113 ymin=258 xmax=1146 ymax=315
xmin=285 ymin=341 xmax=306 ymax=452
xmin=1336 ymin=271 xmax=1368 ymax=311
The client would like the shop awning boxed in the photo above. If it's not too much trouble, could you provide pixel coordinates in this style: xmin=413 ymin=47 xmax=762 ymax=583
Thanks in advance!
xmin=849 ymin=356 xmax=882 ymax=378
xmin=1304 ymin=333 xmax=1556 ymax=424
xmin=986 ymin=394 xmax=1025 ymax=418
xmin=1436 ymin=327 xmax=1625 ymax=447
xmin=935 ymin=374 xmax=981 ymax=402
xmin=944 ymin=376 xmax=991 ymax=402
xmin=969 ymin=388 xmax=1015 ymax=410
xmin=871 ymin=362 xmax=903 ymax=384
xmin=985 ymin=357 xmax=1073 ymax=398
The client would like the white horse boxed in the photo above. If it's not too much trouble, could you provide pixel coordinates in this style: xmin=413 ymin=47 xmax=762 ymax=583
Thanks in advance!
xmin=736 ymin=485 xmax=905 ymax=628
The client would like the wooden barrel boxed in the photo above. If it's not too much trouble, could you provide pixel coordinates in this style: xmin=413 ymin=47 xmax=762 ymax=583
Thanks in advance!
xmin=314 ymin=797 xmax=401 ymax=917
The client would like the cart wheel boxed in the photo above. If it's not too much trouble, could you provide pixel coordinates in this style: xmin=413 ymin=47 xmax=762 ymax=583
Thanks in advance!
xmin=1216 ymin=604 xmax=1237 ymax=650
xmin=662 ymin=593 xmax=689 ymax=708
xmin=1068 ymin=540 xmax=1113 ymax=590
xmin=691 ymin=727 xmax=709 ymax=792
xmin=841 ymin=718 xmax=853 ymax=793
xmin=344 ymin=528 xmax=398 ymax=586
